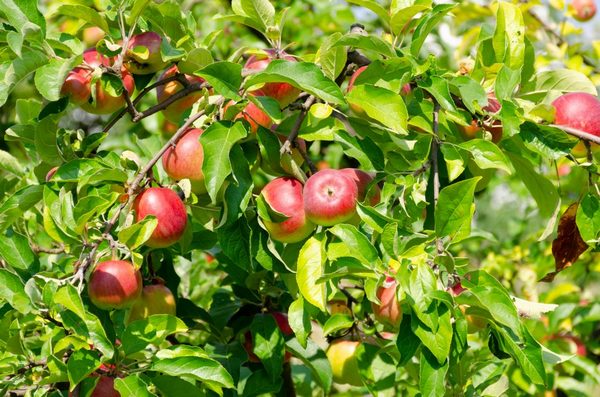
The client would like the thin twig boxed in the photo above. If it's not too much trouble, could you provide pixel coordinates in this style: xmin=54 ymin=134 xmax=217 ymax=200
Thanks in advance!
xmin=431 ymin=101 xmax=443 ymax=256
xmin=280 ymin=95 xmax=315 ymax=155
xmin=550 ymin=124 xmax=600 ymax=145
xmin=331 ymin=110 xmax=358 ymax=137
xmin=31 ymin=244 xmax=65 ymax=255
xmin=131 ymin=82 xmax=207 ymax=122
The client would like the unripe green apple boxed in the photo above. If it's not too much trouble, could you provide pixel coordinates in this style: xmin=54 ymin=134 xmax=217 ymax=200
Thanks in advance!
xmin=126 ymin=284 xmax=176 ymax=323
xmin=326 ymin=340 xmax=362 ymax=386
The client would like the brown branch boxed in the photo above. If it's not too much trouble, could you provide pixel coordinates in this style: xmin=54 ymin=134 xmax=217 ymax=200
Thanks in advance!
xmin=280 ymin=95 xmax=315 ymax=155
xmin=431 ymin=101 xmax=443 ymax=257
xmin=330 ymin=110 xmax=358 ymax=137
xmin=550 ymin=124 xmax=600 ymax=145
xmin=31 ymin=243 xmax=65 ymax=255
xmin=131 ymin=82 xmax=207 ymax=122
xmin=281 ymin=362 xmax=296 ymax=397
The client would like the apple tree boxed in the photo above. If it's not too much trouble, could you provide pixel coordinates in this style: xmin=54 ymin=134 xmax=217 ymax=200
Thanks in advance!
xmin=1 ymin=0 xmax=600 ymax=395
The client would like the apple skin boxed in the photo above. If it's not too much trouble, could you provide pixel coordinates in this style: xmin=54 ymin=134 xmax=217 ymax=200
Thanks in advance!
xmin=133 ymin=187 xmax=188 ymax=248
xmin=572 ymin=0 xmax=596 ymax=21
xmin=326 ymin=340 xmax=362 ymax=386
xmin=162 ymin=128 xmax=206 ymax=194
xmin=88 ymin=260 xmax=143 ymax=311
xmin=224 ymin=99 xmax=273 ymax=133
xmin=69 ymin=376 xmax=120 ymax=397
xmin=371 ymin=276 xmax=402 ymax=330
xmin=303 ymin=169 xmax=359 ymax=226
xmin=244 ymin=312 xmax=293 ymax=363
xmin=259 ymin=177 xmax=315 ymax=243
xmin=45 ymin=166 xmax=58 ymax=182
xmin=126 ymin=284 xmax=176 ymax=323
xmin=553 ymin=92 xmax=600 ymax=156
xmin=82 ymin=26 xmax=105 ymax=47
xmin=125 ymin=32 xmax=168 ymax=75
xmin=245 ymin=50 xmax=300 ymax=108
xmin=61 ymin=49 xmax=135 ymax=115
xmin=338 ymin=168 xmax=380 ymax=206
xmin=156 ymin=65 xmax=206 ymax=123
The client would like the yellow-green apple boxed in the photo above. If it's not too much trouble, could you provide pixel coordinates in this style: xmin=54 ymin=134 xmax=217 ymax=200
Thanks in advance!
xmin=161 ymin=128 xmax=206 ymax=194
xmin=371 ymin=276 xmax=402 ymax=329
xmin=303 ymin=169 xmax=358 ymax=226
xmin=82 ymin=26 xmax=105 ymax=47
xmin=156 ymin=65 xmax=206 ymax=122
xmin=125 ymin=32 xmax=168 ymax=75
xmin=259 ymin=177 xmax=315 ymax=243
xmin=245 ymin=50 xmax=300 ymax=108
xmin=244 ymin=312 xmax=293 ymax=363
xmin=126 ymin=284 xmax=176 ymax=323
xmin=326 ymin=340 xmax=362 ymax=386
xmin=61 ymin=49 xmax=135 ymax=114
xmin=552 ymin=92 xmax=600 ymax=157
xmin=88 ymin=260 xmax=142 ymax=310
xmin=133 ymin=187 xmax=187 ymax=248
xmin=571 ymin=0 xmax=596 ymax=21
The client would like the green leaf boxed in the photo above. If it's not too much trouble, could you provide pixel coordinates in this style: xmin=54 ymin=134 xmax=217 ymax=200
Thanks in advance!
xmin=296 ymin=235 xmax=327 ymax=312
xmin=245 ymin=60 xmax=345 ymax=105
xmin=232 ymin=0 xmax=275 ymax=30
xmin=67 ymin=349 xmax=101 ymax=388
xmin=316 ymin=32 xmax=347 ymax=80
xmin=519 ymin=121 xmax=577 ymax=159
xmin=221 ymin=144 xmax=254 ymax=226
xmin=521 ymin=69 xmax=597 ymax=101
xmin=420 ymin=349 xmax=449 ymax=397
xmin=0 ymin=185 xmax=44 ymax=234
xmin=285 ymin=338 xmax=332 ymax=394
xmin=410 ymin=4 xmax=455 ymax=57
xmin=0 ymin=0 xmax=45 ymax=37
xmin=0 ymin=49 xmax=48 ymax=107
xmin=577 ymin=194 xmax=600 ymax=243
xmin=197 ymin=61 xmax=242 ymax=100
xmin=287 ymin=297 xmax=311 ymax=348
xmin=412 ymin=304 xmax=453 ymax=364
xmin=346 ymin=85 xmax=408 ymax=133
xmin=151 ymin=375 xmax=203 ymax=397
xmin=0 ymin=269 xmax=33 ymax=314
xmin=440 ymin=144 xmax=466 ymax=182
xmin=418 ymin=75 xmax=456 ymax=112
xmin=250 ymin=314 xmax=285 ymax=379
xmin=397 ymin=314 xmax=421 ymax=366
xmin=435 ymin=178 xmax=479 ymax=242
xmin=334 ymin=33 xmax=396 ymax=58
xmin=0 ymin=150 xmax=24 ymax=176
xmin=346 ymin=0 xmax=389 ymax=22
xmin=449 ymin=76 xmax=487 ymax=114
xmin=114 ymin=375 xmax=155 ymax=397
xmin=34 ymin=57 xmax=80 ymax=102
xmin=118 ymin=216 xmax=158 ymax=250
xmin=458 ymin=139 xmax=512 ymax=174
xmin=121 ymin=315 xmax=188 ymax=357
xmin=507 ymin=153 xmax=560 ymax=219
xmin=200 ymin=122 xmax=248 ymax=203
xmin=391 ymin=2 xmax=432 ymax=36
xmin=0 ymin=230 xmax=36 ymax=272
xmin=322 ymin=313 xmax=354 ymax=336
xmin=328 ymin=224 xmax=382 ymax=268
xmin=152 ymin=348 xmax=234 ymax=391
xmin=492 ymin=2 xmax=525 ymax=70
xmin=55 ymin=4 xmax=109 ymax=33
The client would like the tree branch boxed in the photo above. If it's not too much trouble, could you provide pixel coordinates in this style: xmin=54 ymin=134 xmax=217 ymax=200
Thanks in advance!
xmin=431 ymin=101 xmax=443 ymax=257
xmin=280 ymin=95 xmax=315 ymax=155
xmin=330 ymin=110 xmax=358 ymax=137
xmin=131 ymin=82 xmax=207 ymax=122
xmin=550 ymin=124 xmax=600 ymax=145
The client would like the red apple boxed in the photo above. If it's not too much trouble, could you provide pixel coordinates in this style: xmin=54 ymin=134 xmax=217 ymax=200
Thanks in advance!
xmin=162 ymin=128 xmax=206 ymax=194
xmin=553 ymin=92 xmax=600 ymax=156
xmin=61 ymin=49 xmax=135 ymax=114
xmin=88 ymin=260 xmax=142 ymax=310
xmin=133 ymin=187 xmax=188 ymax=248
xmin=259 ymin=177 xmax=315 ymax=243
xmin=45 ymin=166 xmax=58 ymax=182
xmin=125 ymin=32 xmax=168 ymax=75
xmin=338 ymin=168 xmax=380 ymax=205
xmin=347 ymin=65 xmax=367 ymax=115
xmin=224 ymin=99 xmax=273 ymax=133
xmin=126 ymin=284 xmax=176 ymax=323
xmin=326 ymin=340 xmax=362 ymax=386
xmin=572 ymin=0 xmax=596 ymax=21
xmin=303 ymin=169 xmax=359 ymax=226
xmin=244 ymin=312 xmax=293 ymax=363
xmin=69 ymin=376 xmax=120 ymax=397
xmin=245 ymin=50 xmax=300 ymax=108
xmin=156 ymin=65 xmax=207 ymax=123
xmin=371 ymin=276 xmax=402 ymax=329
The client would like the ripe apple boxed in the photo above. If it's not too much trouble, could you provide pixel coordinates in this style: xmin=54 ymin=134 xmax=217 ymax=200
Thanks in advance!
xmin=156 ymin=65 xmax=206 ymax=123
xmin=125 ymin=32 xmax=168 ymax=75
xmin=162 ymin=128 xmax=206 ymax=194
xmin=245 ymin=50 xmax=300 ymax=108
xmin=126 ymin=284 xmax=176 ymax=323
xmin=460 ymin=93 xmax=502 ymax=143
xmin=371 ymin=276 xmax=402 ymax=329
xmin=571 ymin=0 xmax=596 ymax=21
xmin=88 ymin=260 xmax=142 ymax=310
xmin=133 ymin=187 xmax=188 ymax=248
xmin=223 ymin=99 xmax=272 ymax=133
xmin=303 ymin=169 xmax=359 ymax=226
xmin=259 ymin=177 xmax=315 ymax=243
xmin=338 ymin=168 xmax=380 ymax=205
xmin=61 ymin=49 xmax=135 ymax=114
xmin=326 ymin=340 xmax=362 ymax=386
xmin=244 ymin=312 xmax=293 ymax=363
xmin=552 ymin=92 xmax=600 ymax=157
xmin=69 ymin=376 xmax=120 ymax=397
xmin=82 ymin=26 xmax=105 ymax=47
